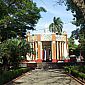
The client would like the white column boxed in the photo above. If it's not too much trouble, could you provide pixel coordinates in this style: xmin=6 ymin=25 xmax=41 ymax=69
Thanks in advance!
xmin=57 ymin=41 xmax=59 ymax=60
xmin=33 ymin=42 xmax=34 ymax=60
xmin=40 ymin=42 xmax=42 ymax=60
xmin=64 ymin=42 xmax=68 ymax=58
xmin=62 ymin=42 xmax=64 ymax=59
xmin=59 ymin=42 xmax=61 ymax=60
xmin=36 ymin=42 xmax=37 ymax=60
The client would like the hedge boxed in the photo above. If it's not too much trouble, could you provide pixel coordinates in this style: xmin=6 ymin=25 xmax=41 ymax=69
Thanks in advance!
xmin=0 ymin=68 xmax=30 ymax=85
xmin=64 ymin=66 xmax=85 ymax=80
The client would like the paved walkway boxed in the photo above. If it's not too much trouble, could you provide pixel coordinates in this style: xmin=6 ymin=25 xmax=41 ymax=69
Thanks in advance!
xmin=11 ymin=69 xmax=80 ymax=85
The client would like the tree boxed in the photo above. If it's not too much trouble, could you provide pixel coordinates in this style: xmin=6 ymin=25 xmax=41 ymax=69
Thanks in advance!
xmin=65 ymin=0 xmax=85 ymax=58
xmin=70 ymin=28 xmax=79 ymax=39
xmin=56 ymin=0 xmax=85 ymax=27
xmin=0 ymin=0 xmax=46 ymax=41
xmin=0 ymin=38 xmax=31 ymax=69
xmin=68 ymin=37 xmax=80 ymax=57
xmin=49 ymin=17 xmax=63 ymax=34
xmin=56 ymin=0 xmax=85 ymax=59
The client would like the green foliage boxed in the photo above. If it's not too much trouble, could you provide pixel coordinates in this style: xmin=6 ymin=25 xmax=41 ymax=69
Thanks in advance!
xmin=66 ymin=0 xmax=85 ymax=57
xmin=68 ymin=37 xmax=80 ymax=56
xmin=56 ymin=0 xmax=85 ymax=32
xmin=71 ymin=70 xmax=79 ymax=77
xmin=57 ymin=0 xmax=85 ymax=59
xmin=68 ymin=39 xmax=78 ymax=50
xmin=64 ymin=66 xmax=85 ymax=79
xmin=68 ymin=38 xmax=75 ymax=49
xmin=57 ymin=0 xmax=85 ymax=26
xmin=0 ymin=38 xmax=30 ymax=69
xmin=49 ymin=17 xmax=63 ymax=34
xmin=0 ymin=0 xmax=46 ymax=41
xmin=79 ymin=72 xmax=85 ymax=79
xmin=70 ymin=28 xmax=79 ymax=39
xmin=64 ymin=66 xmax=71 ymax=73
xmin=0 ymin=68 xmax=30 ymax=85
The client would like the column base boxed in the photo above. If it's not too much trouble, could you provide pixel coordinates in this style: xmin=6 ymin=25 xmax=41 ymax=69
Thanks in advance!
xmin=36 ymin=59 xmax=42 ymax=63
xmin=52 ymin=59 xmax=57 ymax=63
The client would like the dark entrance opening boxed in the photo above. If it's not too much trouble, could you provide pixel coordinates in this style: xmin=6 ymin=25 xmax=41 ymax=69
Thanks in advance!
xmin=42 ymin=41 xmax=52 ymax=62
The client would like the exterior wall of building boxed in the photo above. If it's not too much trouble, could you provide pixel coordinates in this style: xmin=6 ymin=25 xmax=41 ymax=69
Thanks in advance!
xmin=26 ymin=32 xmax=69 ymax=63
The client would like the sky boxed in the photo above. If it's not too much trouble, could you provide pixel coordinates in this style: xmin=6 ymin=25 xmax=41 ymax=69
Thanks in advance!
xmin=29 ymin=0 xmax=77 ymax=38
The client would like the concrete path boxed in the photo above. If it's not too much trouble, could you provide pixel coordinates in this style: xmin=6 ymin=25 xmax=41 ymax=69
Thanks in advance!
xmin=11 ymin=69 xmax=80 ymax=85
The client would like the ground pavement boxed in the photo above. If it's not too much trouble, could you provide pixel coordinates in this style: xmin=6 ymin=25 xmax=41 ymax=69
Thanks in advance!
xmin=9 ymin=69 xmax=80 ymax=85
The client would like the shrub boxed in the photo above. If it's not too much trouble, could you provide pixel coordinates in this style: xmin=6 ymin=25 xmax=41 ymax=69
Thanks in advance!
xmin=78 ymin=72 xmax=85 ymax=80
xmin=64 ymin=66 xmax=72 ymax=73
xmin=65 ymin=66 xmax=85 ymax=80
xmin=78 ymin=66 xmax=85 ymax=73
xmin=0 ymin=68 xmax=30 ymax=85
xmin=64 ymin=66 xmax=69 ymax=72
xmin=71 ymin=70 xmax=79 ymax=77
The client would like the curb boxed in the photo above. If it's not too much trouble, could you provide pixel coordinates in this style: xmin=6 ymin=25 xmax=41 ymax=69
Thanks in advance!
xmin=67 ymin=74 xmax=85 ymax=85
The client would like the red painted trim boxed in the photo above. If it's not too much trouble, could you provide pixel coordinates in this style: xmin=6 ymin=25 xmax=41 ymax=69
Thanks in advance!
xmin=52 ymin=59 xmax=57 ymax=62
xmin=64 ymin=59 xmax=70 ymax=62
xmin=36 ymin=59 xmax=42 ymax=63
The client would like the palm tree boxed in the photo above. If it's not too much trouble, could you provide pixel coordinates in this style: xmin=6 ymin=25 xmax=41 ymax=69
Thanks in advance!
xmin=49 ymin=17 xmax=63 ymax=34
